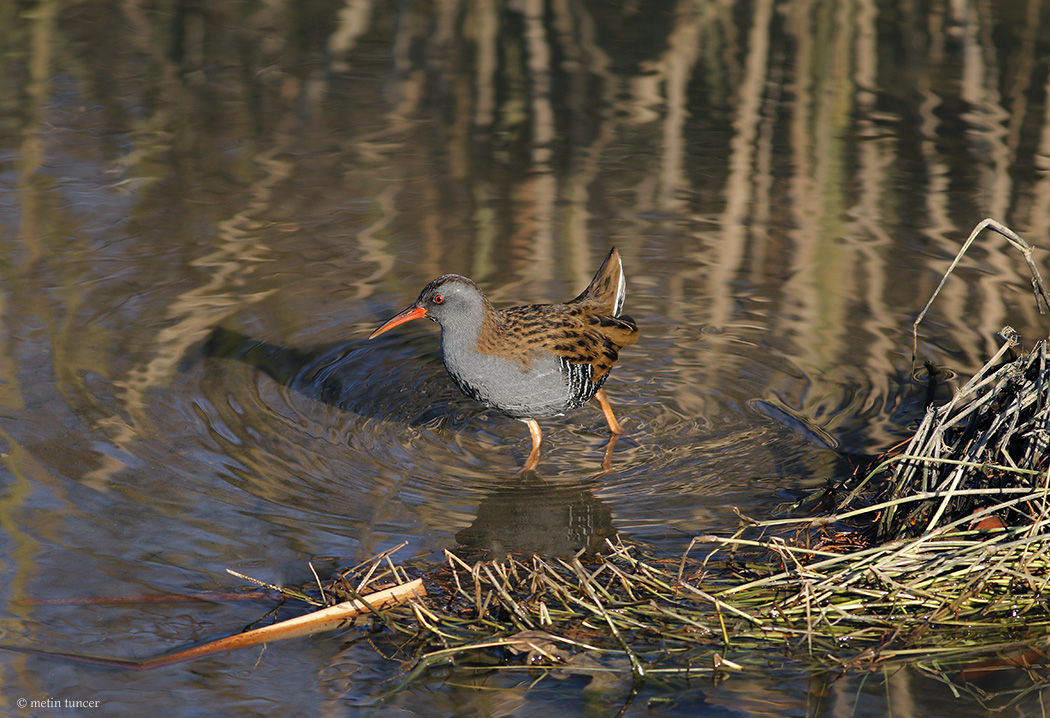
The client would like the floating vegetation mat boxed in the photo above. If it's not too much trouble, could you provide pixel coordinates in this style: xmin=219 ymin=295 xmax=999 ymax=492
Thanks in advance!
xmin=342 ymin=333 xmax=1050 ymax=711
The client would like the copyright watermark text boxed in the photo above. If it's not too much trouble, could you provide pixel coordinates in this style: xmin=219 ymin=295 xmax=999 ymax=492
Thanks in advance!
xmin=16 ymin=698 xmax=101 ymax=709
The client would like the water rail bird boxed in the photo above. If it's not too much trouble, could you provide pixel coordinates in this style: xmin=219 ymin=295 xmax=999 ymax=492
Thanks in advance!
xmin=370 ymin=248 xmax=639 ymax=470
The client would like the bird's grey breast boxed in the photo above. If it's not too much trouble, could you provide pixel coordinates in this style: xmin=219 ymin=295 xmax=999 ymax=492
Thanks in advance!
xmin=440 ymin=335 xmax=570 ymax=418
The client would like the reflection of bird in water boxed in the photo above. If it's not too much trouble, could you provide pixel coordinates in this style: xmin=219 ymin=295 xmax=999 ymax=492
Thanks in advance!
xmin=455 ymin=470 xmax=616 ymax=557
xmin=370 ymin=248 xmax=639 ymax=470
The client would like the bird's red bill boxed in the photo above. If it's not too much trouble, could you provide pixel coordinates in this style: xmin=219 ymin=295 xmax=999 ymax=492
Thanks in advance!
xmin=368 ymin=305 xmax=428 ymax=339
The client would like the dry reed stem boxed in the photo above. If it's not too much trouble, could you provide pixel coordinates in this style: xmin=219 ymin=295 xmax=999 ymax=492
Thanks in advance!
xmin=911 ymin=218 xmax=1049 ymax=363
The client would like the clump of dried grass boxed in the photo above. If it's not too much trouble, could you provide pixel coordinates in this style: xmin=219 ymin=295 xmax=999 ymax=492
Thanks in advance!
xmin=695 ymin=336 xmax=1050 ymax=711
xmin=836 ymin=330 xmax=1050 ymax=540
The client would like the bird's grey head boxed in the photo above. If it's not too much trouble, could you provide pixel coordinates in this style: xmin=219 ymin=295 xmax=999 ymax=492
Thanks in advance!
xmin=414 ymin=274 xmax=488 ymax=330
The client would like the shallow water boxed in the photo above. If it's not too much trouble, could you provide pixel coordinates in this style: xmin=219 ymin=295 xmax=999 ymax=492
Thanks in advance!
xmin=3 ymin=0 xmax=1050 ymax=715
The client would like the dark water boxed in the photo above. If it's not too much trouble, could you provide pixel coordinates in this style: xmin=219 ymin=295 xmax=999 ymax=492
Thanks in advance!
xmin=3 ymin=0 xmax=1050 ymax=715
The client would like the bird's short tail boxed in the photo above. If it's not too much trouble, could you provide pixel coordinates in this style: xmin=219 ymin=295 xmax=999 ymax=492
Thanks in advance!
xmin=570 ymin=247 xmax=626 ymax=317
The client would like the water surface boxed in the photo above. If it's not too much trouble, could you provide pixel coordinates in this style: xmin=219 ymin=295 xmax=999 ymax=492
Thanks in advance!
xmin=3 ymin=0 xmax=1050 ymax=715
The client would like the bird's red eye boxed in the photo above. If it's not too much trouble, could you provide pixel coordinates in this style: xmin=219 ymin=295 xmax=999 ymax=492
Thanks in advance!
xmin=433 ymin=295 xmax=444 ymax=304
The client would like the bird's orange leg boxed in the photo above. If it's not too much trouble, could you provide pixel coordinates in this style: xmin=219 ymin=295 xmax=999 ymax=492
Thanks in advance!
xmin=523 ymin=418 xmax=543 ymax=471
xmin=594 ymin=388 xmax=624 ymax=435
